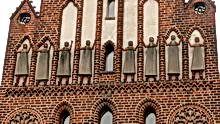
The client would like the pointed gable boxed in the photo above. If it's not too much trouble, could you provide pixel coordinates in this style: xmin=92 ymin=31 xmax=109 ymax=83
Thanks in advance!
xmin=10 ymin=0 xmax=39 ymax=20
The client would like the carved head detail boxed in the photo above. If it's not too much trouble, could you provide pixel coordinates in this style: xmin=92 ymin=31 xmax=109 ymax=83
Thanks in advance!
xmin=43 ymin=43 xmax=48 ymax=48
xmin=86 ymin=40 xmax=91 ymax=46
xmin=149 ymin=37 xmax=154 ymax=43
xmin=171 ymin=35 xmax=176 ymax=41
xmin=64 ymin=41 xmax=69 ymax=47
xmin=23 ymin=44 xmax=28 ymax=49
xmin=195 ymin=37 xmax=200 ymax=43
xmin=128 ymin=41 xmax=133 ymax=46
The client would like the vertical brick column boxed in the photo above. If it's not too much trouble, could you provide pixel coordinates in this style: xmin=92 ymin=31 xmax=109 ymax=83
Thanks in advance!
xmin=115 ymin=0 xmax=124 ymax=83
xmin=93 ymin=0 xmax=103 ymax=84
xmin=137 ymin=0 xmax=144 ymax=82
xmin=72 ymin=2 xmax=83 ymax=84
xmin=159 ymin=40 xmax=166 ymax=81
xmin=50 ymin=50 xmax=59 ymax=85
xmin=182 ymin=40 xmax=189 ymax=80
xmin=28 ymin=50 xmax=37 ymax=86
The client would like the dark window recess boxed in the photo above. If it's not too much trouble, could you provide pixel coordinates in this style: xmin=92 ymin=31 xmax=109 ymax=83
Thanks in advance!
xmin=60 ymin=110 xmax=70 ymax=124
xmin=194 ymin=2 xmax=206 ymax=14
xmin=106 ymin=0 xmax=115 ymax=19
xmin=18 ymin=13 xmax=31 ymax=24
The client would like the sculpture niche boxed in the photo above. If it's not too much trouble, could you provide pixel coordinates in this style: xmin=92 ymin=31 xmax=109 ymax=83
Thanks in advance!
xmin=79 ymin=40 xmax=93 ymax=84
xmin=145 ymin=37 xmax=158 ymax=82
xmin=122 ymin=41 xmax=136 ymax=82
xmin=15 ymin=43 xmax=31 ymax=87
xmin=167 ymin=35 xmax=180 ymax=81
xmin=190 ymin=37 xmax=205 ymax=79
xmin=57 ymin=41 xmax=73 ymax=85
xmin=35 ymin=43 xmax=52 ymax=86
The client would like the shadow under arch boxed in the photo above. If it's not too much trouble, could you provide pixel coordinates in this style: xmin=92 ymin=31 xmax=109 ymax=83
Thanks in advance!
xmin=136 ymin=97 xmax=162 ymax=124
xmin=91 ymin=98 xmax=118 ymax=124
xmin=51 ymin=101 xmax=75 ymax=124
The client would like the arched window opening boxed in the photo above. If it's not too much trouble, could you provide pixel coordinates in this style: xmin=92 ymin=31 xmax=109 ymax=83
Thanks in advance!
xmin=60 ymin=110 xmax=70 ymax=124
xmin=107 ymin=0 xmax=115 ymax=18
xmin=60 ymin=2 xmax=77 ymax=47
xmin=144 ymin=107 xmax=156 ymax=124
xmin=105 ymin=43 xmax=114 ymax=71
xmin=99 ymin=106 xmax=113 ymax=124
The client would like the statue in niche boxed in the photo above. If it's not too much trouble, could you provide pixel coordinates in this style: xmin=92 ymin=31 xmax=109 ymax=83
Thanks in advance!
xmin=190 ymin=37 xmax=205 ymax=79
xmin=122 ymin=41 xmax=136 ymax=82
xmin=57 ymin=41 xmax=73 ymax=85
xmin=35 ymin=43 xmax=52 ymax=86
xmin=15 ymin=43 xmax=31 ymax=87
xmin=79 ymin=40 xmax=93 ymax=84
xmin=144 ymin=37 xmax=157 ymax=82
xmin=167 ymin=35 xmax=180 ymax=81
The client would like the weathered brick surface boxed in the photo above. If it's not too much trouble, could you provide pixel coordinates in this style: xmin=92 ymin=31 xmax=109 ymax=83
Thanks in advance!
xmin=0 ymin=0 xmax=219 ymax=123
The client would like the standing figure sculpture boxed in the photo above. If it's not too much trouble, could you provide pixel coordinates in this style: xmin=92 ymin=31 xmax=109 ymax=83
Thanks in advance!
xmin=35 ymin=43 xmax=52 ymax=86
xmin=123 ymin=41 xmax=136 ymax=82
xmin=145 ymin=37 xmax=157 ymax=82
xmin=57 ymin=41 xmax=73 ymax=85
xmin=79 ymin=40 xmax=93 ymax=84
xmin=191 ymin=37 xmax=205 ymax=79
xmin=15 ymin=43 xmax=31 ymax=86
xmin=167 ymin=35 xmax=180 ymax=81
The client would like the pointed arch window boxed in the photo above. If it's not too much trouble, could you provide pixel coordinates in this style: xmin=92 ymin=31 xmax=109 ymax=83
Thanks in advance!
xmin=99 ymin=106 xmax=113 ymax=124
xmin=145 ymin=107 xmax=156 ymax=124
xmin=60 ymin=110 xmax=70 ymax=124
xmin=105 ymin=43 xmax=114 ymax=71
xmin=107 ymin=0 xmax=115 ymax=18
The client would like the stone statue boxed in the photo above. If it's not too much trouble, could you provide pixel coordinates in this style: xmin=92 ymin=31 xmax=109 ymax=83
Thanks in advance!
xmin=15 ymin=43 xmax=31 ymax=86
xmin=79 ymin=40 xmax=93 ymax=84
xmin=190 ymin=37 xmax=205 ymax=79
xmin=57 ymin=41 xmax=73 ymax=85
xmin=144 ymin=37 xmax=157 ymax=82
xmin=35 ymin=43 xmax=52 ymax=86
xmin=122 ymin=41 xmax=136 ymax=82
xmin=167 ymin=35 xmax=180 ymax=81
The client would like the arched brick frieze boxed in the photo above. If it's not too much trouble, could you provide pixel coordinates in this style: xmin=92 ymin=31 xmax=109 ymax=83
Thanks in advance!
xmin=91 ymin=98 xmax=118 ymax=124
xmin=167 ymin=103 xmax=214 ymax=124
xmin=35 ymin=36 xmax=55 ymax=49
xmin=3 ymin=107 xmax=44 ymax=124
xmin=14 ymin=35 xmax=33 ymax=50
xmin=136 ymin=98 xmax=162 ymax=124
xmin=51 ymin=101 xmax=74 ymax=124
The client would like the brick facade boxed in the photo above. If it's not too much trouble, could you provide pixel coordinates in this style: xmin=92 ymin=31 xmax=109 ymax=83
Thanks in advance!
xmin=0 ymin=0 xmax=219 ymax=123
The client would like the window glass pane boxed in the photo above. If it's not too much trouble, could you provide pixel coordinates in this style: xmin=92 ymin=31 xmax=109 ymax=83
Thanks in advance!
xmin=105 ymin=51 xmax=114 ymax=71
xmin=63 ymin=115 xmax=70 ymax=124
xmin=108 ymin=0 xmax=115 ymax=17
xmin=100 ymin=111 xmax=113 ymax=124
xmin=145 ymin=113 xmax=156 ymax=124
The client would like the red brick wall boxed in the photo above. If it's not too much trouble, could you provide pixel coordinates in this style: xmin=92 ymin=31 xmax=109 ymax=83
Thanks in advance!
xmin=0 ymin=0 xmax=219 ymax=123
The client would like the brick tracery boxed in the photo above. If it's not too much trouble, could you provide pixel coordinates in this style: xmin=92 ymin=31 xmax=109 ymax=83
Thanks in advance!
xmin=3 ymin=108 xmax=43 ymax=124
xmin=168 ymin=104 xmax=214 ymax=124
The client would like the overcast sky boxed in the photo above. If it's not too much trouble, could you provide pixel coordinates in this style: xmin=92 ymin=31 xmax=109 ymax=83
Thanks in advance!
xmin=0 ymin=0 xmax=219 ymax=82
